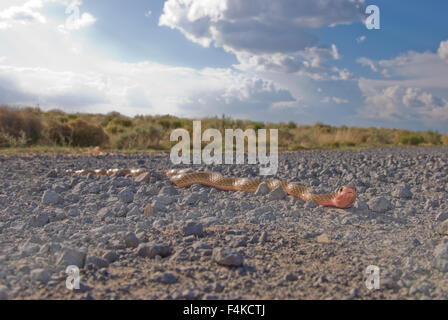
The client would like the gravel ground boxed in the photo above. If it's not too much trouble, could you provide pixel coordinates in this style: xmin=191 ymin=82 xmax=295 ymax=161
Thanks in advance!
xmin=1 ymin=147 xmax=448 ymax=300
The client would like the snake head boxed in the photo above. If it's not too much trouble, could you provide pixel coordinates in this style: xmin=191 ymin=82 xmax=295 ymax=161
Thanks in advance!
xmin=333 ymin=185 xmax=357 ymax=209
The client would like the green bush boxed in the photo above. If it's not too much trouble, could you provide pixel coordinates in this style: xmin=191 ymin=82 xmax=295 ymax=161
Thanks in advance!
xmin=399 ymin=135 xmax=424 ymax=146
xmin=0 ymin=131 xmax=28 ymax=148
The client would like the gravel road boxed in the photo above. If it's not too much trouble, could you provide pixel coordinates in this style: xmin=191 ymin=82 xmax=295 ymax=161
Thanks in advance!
xmin=1 ymin=147 xmax=448 ymax=300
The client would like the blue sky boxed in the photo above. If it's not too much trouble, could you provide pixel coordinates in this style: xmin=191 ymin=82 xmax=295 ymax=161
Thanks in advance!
xmin=1 ymin=0 xmax=448 ymax=132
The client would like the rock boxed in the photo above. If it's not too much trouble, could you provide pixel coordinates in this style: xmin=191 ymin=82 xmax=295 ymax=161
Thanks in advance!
xmin=285 ymin=272 xmax=298 ymax=281
xmin=30 ymin=268 xmax=51 ymax=284
xmin=124 ymin=232 xmax=140 ymax=248
xmin=317 ymin=233 xmax=330 ymax=244
xmin=118 ymin=188 xmax=134 ymax=204
xmin=126 ymin=206 xmax=141 ymax=217
xmin=153 ymin=219 xmax=169 ymax=228
xmin=153 ymin=195 xmax=174 ymax=208
xmin=159 ymin=186 xmax=179 ymax=196
xmin=57 ymin=247 xmax=87 ymax=268
xmin=0 ymin=285 xmax=8 ymax=300
xmin=392 ymin=185 xmax=412 ymax=199
xmin=193 ymin=242 xmax=212 ymax=250
xmin=184 ymin=193 xmax=199 ymax=205
xmin=137 ymin=243 xmax=172 ymax=259
xmin=86 ymin=256 xmax=109 ymax=269
xmin=259 ymin=231 xmax=268 ymax=244
xmin=103 ymin=251 xmax=119 ymax=263
xmin=41 ymin=190 xmax=62 ymax=205
xmin=368 ymin=196 xmax=392 ymax=213
xmin=181 ymin=289 xmax=202 ymax=300
xmin=304 ymin=200 xmax=317 ymax=209
xmin=182 ymin=221 xmax=204 ymax=237
xmin=433 ymin=237 xmax=448 ymax=272
xmin=435 ymin=212 xmax=448 ymax=223
xmin=354 ymin=200 xmax=369 ymax=211
xmin=134 ymin=172 xmax=151 ymax=183
xmin=98 ymin=207 xmax=113 ymax=221
xmin=46 ymin=170 xmax=58 ymax=178
xmin=212 ymin=248 xmax=244 ymax=267
xmin=30 ymin=212 xmax=49 ymax=227
xmin=255 ymin=182 xmax=270 ymax=196
xmin=269 ymin=186 xmax=286 ymax=200
xmin=151 ymin=272 xmax=178 ymax=284
xmin=143 ymin=204 xmax=153 ymax=216
xmin=437 ymin=220 xmax=448 ymax=235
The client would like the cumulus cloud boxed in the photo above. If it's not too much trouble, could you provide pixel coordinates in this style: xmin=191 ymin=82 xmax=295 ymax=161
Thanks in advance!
xmin=358 ymin=84 xmax=448 ymax=127
xmin=159 ymin=0 xmax=364 ymax=78
xmin=357 ymin=40 xmax=448 ymax=129
xmin=438 ymin=40 xmax=448 ymax=61
xmin=0 ymin=0 xmax=96 ymax=32
xmin=0 ymin=60 xmax=295 ymax=117
xmin=0 ymin=0 xmax=49 ymax=29
xmin=321 ymin=96 xmax=349 ymax=104
xmin=57 ymin=12 xmax=96 ymax=33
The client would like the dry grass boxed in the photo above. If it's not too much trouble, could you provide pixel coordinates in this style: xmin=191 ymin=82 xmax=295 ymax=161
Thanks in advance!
xmin=1 ymin=105 xmax=447 ymax=152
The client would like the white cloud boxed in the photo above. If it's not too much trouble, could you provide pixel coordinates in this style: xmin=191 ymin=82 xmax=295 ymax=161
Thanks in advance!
xmin=321 ymin=96 xmax=349 ymax=104
xmin=0 ymin=60 xmax=294 ymax=117
xmin=0 ymin=0 xmax=49 ymax=29
xmin=356 ymin=35 xmax=366 ymax=43
xmin=358 ymin=84 xmax=448 ymax=127
xmin=57 ymin=12 xmax=96 ymax=33
xmin=0 ymin=0 xmax=96 ymax=32
xmin=159 ymin=0 xmax=364 ymax=78
xmin=357 ymin=39 xmax=448 ymax=129
xmin=438 ymin=40 xmax=448 ymax=61
xmin=357 ymin=57 xmax=378 ymax=72
xmin=145 ymin=10 xmax=152 ymax=17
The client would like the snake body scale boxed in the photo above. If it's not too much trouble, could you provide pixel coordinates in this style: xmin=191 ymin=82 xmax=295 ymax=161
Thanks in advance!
xmin=65 ymin=168 xmax=357 ymax=209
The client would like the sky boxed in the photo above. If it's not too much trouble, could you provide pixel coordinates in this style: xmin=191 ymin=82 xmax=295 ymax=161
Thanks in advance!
xmin=0 ymin=0 xmax=448 ymax=132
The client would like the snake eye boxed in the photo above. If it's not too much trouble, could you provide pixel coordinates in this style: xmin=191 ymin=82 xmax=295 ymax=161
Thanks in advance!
xmin=339 ymin=187 xmax=344 ymax=193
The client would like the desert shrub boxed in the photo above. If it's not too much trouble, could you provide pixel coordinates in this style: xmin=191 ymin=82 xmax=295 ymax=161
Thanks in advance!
xmin=45 ymin=120 xmax=72 ymax=146
xmin=0 ymin=131 xmax=28 ymax=148
xmin=442 ymin=135 xmax=448 ymax=146
xmin=157 ymin=119 xmax=172 ymax=129
xmin=331 ymin=141 xmax=341 ymax=148
xmin=423 ymin=130 xmax=442 ymax=145
xmin=0 ymin=106 xmax=43 ymax=144
xmin=399 ymin=134 xmax=424 ymax=146
xmin=68 ymin=119 xmax=109 ymax=147
xmin=112 ymin=123 xmax=164 ymax=150
xmin=370 ymin=129 xmax=394 ymax=145
xmin=172 ymin=120 xmax=183 ymax=128
xmin=253 ymin=122 xmax=264 ymax=130
xmin=287 ymin=121 xmax=297 ymax=129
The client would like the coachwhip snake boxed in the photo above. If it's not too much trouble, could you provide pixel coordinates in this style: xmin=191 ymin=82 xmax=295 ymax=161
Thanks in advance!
xmin=65 ymin=168 xmax=356 ymax=208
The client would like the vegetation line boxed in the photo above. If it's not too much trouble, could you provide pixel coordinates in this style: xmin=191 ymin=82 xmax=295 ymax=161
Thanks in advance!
xmin=1 ymin=106 xmax=447 ymax=154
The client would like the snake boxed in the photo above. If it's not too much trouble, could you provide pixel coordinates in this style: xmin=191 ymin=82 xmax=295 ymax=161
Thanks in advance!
xmin=65 ymin=168 xmax=356 ymax=208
